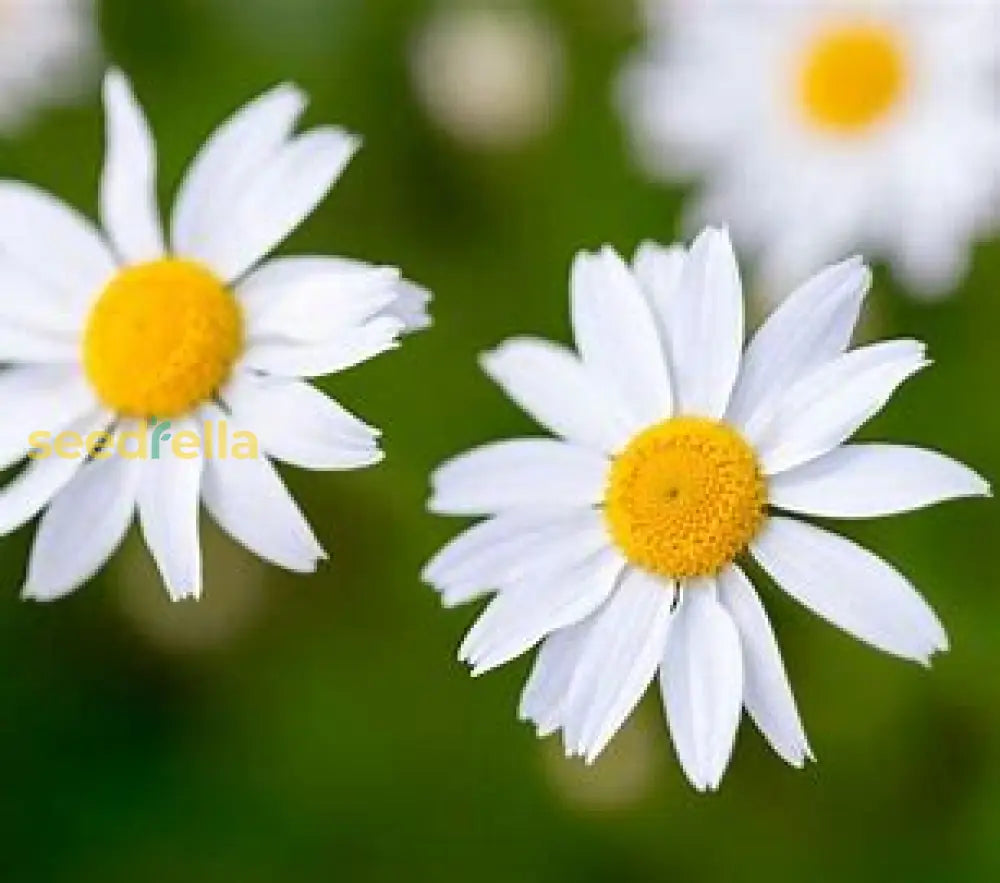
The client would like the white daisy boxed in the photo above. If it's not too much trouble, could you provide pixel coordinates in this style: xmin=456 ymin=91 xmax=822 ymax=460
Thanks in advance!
xmin=0 ymin=0 xmax=98 ymax=130
xmin=0 ymin=69 xmax=430 ymax=602
xmin=618 ymin=0 xmax=1000 ymax=298
xmin=424 ymin=228 xmax=988 ymax=790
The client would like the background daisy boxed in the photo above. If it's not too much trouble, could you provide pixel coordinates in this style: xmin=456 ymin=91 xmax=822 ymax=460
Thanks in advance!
xmin=0 ymin=69 xmax=429 ymax=602
xmin=0 ymin=0 xmax=98 ymax=130
xmin=424 ymin=229 xmax=988 ymax=788
xmin=619 ymin=0 xmax=1000 ymax=298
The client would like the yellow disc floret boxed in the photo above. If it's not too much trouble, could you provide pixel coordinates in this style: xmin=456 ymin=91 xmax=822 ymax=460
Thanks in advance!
xmin=83 ymin=259 xmax=243 ymax=419
xmin=797 ymin=22 xmax=907 ymax=134
xmin=604 ymin=417 xmax=766 ymax=580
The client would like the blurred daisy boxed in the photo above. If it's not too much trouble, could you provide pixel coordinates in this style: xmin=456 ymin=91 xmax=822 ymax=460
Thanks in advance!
xmin=0 ymin=69 xmax=430 ymax=602
xmin=411 ymin=5 xmax=564 ymax=150
xmin=619 ymin=0 xmax=1000 ymax=297
xmin=424 ymin=229 xmax=988 ymax=790
xmin=0 ymin=0 xmax=99 ymax=130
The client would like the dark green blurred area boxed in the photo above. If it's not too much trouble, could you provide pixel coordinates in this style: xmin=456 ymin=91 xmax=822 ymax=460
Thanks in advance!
xmin=1 ymin=0 xmax=999 ymax=880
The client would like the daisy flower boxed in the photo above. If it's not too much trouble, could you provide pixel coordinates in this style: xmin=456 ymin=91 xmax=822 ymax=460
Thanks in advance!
xmin=618 ymin=0 xmax=1000 ymax=297
xmin=424 ymin=228 xmax=988 ymax=790
xmin=0 ymin=0 xmax=98 ymax=130
xmin=0 ymin=69 xmax=430 ymax=602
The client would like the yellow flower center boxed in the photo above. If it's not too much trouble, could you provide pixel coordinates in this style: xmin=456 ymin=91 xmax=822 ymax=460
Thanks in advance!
xmin=797 ymin=22 xmax=907 ymax=134
xmin=83 ymin=259 xmax=243 ymax=419
xmin=604 ymin=417 xmax=766 ymax=580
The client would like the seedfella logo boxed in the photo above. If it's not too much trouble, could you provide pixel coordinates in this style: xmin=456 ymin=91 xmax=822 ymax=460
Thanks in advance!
xmin=150 ymin=418 xmax=173 ymax=459
xmin=28 ymin=418 xmax=260 ymax=461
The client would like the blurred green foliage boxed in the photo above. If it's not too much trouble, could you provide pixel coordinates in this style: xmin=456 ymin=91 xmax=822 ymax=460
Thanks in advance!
xmin=0 ymin=0 xmax=998 ymax=880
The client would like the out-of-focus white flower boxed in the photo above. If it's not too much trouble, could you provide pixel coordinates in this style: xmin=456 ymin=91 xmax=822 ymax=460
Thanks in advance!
xmin=113 ymin=524 xmax=268 ymax=653
xmin=619 ymin=0 xmax=1000 ymax=299
xmin=0 ymin=0 xmax=99 ymax=129
xmin=411 ymin=5 xmax=564 ymax=150
xmin=424 ymin=230 xmax=989 ymax=790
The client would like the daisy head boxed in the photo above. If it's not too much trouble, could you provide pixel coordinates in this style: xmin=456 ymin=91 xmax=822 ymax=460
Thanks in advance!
xmin=0 ymin=0 xmax=98 ymax=130
xmin=424 ymin=228 xmax=988 ymax=790
xmin=618 ymin=0 xmax=1000 ymax=298
xmin=0 ymin=69 xmax=430 ymax=602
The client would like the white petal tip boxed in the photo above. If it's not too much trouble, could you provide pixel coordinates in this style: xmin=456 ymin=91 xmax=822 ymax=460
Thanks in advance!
xmin=103 ymin=68 xmax=128 ymax=93
xmin=272 ymin=81 xmax=308 ymax=107
xmin=21 ymin=585 xmax=58 ymax=603
xmin=784 ymin=748 xmax=814 ymax=769
xmin=916 ymin=643 xmax=948 ymax=668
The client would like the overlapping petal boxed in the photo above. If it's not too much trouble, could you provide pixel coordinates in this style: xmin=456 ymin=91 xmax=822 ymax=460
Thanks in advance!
xmin=717 ymin=565 xmax=812 ymax=767
xmin=480 ymin=337 xmax=633 ymax=454
xmin=750 ymin=340 xmax=930 ymax=475
xmin=459 ymin=547 xmax=626 ymax=677
xmin=661 ymin=580 xmax=744 ymax=791
xmin=570 ymin=247 xmax=673 ymax=430
xmin=560 ymin=568 xmax=675 ymax=763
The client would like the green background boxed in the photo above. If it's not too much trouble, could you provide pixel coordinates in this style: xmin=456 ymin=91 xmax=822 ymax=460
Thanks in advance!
xmin=1 ymin=0 xmax=998 ymax=880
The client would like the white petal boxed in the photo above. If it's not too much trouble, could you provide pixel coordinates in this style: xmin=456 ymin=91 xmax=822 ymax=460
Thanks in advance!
xmin=519 ymin=620 xmax=592 ymax=737
xmin=22 ymin=454 xmax=141 ymax=602
xmin=727 ymin=257 xmax=870 ymax=431
xmin=137 ymin=418 xmax=205 ymax=601
xmin=172 ymin=83 xmax=306 ymax=263
xmin=562 ymin=568 xmax=675 ymax=763
xmin=480 ymin=337 xmax=633 ymax=454
xmin=0 ymin=409 xmax=112 ymax=535
xmin=0 ymin=367 xmax=98 ymax=470
xmin=751 ymin=517 xmax=948 ymax=665
xmin=222 ymin=370 xmax=380 ymax=470
xmin=422 ymin=509 xmax=610 ymax=608
xmin=240 ymin=316 xmax=403 ymax=378
xmin=382 ymin=278 xmax=433 ymax=332
xmin=660 ymin=579 xmax=744 ymax=791
xmin=0 ymin=182 xmax=116 ymax=303
xmin=752 ymin=340 xmax=930 ymax=476
xmin=459 ymin=547 xmax=626 ymax=676
xmin=717 ymin=565 xmax=812 ymax=768
xmin=239 ymin=257 xmax=401 ymax=344
xmin=770 ymin=444 xmax=991 ymax=519
xmin=0 ymin=323 xmax=80 ymax=364
xmin=0 ymin=259 xmax=90 ymax=335
xmin=669 ymin=228 xmax=744 ymax=418
xmin=99 ymin=69 xmax=165 ymax=264
xmin=632 ymin=240 xmax=686 ymax=344
xmin=200 ymin=406 xmax=326 ymax=572
xmin=570 ymin=247 xmax=673 ymax=429
xmin=429 ymin=439 xmax=608 ymax=516
xmin=181 ymin=123 xmax=360 ymax=282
